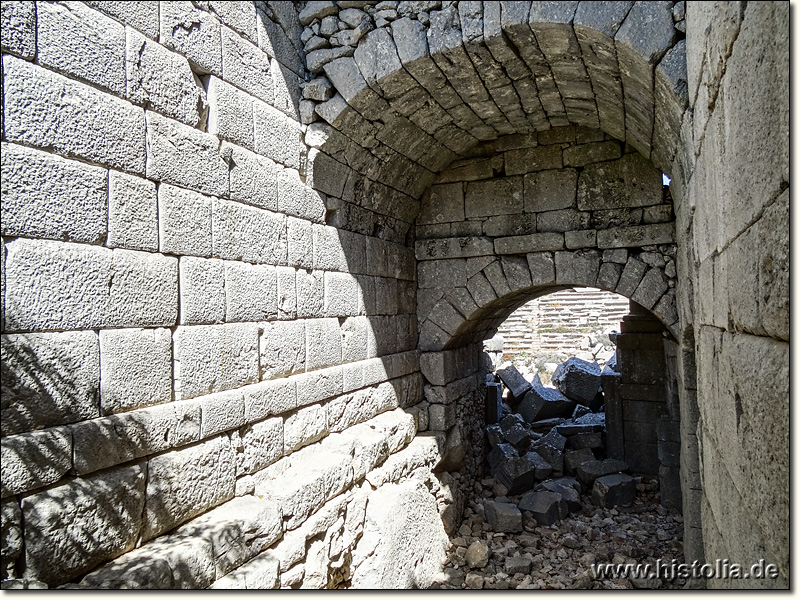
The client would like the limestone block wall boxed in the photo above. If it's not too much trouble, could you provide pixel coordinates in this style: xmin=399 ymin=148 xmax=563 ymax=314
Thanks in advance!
xmin=0 ymin=1 xmax=449 ymax=589
xmin=678 ymin=1 xmax=789 ymax=588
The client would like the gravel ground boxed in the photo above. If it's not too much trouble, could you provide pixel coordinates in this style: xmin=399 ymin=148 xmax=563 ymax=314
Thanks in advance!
xmin=429 ymin=475 xmax=689 ymax=590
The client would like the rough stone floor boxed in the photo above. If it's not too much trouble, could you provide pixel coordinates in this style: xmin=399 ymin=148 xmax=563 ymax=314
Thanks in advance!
xmin=429 ymin=476 xmax=685 ymax=590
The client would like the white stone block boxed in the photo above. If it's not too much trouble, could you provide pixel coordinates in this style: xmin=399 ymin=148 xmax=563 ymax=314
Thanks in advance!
xmin=296 ymin=269 xmax=324 ymax=318
xmin=222 ymin=141 xmax=279 ymax=210
xmin=200 ymin=389 xmax=246 ymax=438
xmin=174 ymin=324 xmax=259 ymax=400
xmin=69 ymin=399 xmax=201 ymax=475
xmin=210 ymin=550 xmax=280 ymax=589
xmin=1 ymin=331 xmax=99 ymax=435
xmin=212 ymin=199 xmax=288 ymax=265
xmin=108 ymin=170 xmax=158 ymax=251
xmin=238 ymin=417 xmax=283 ymax=475
xmin=254 ymin=98 xmax=303 ymax=170
xmin=1 ymin=142 xmax=107 ymax=244
xmin=142 ymin=435 xmax=235 ymax=541
xmin=287 ymin=217 xmax=314 ymax=269
xmin=260 ymin=320 xmax=306 ymax=380
xmin=278 ymin=168 xmax=326 ymax=223
xmin=84 ymin=1 xmax=160 ymax=38
xmin=159 ymin=184 xmax=213 ymax=257
xmin=312 ymin=224 xmax=348 ymax=272
xmin=159 ymin=1 xmax=222 ymax=75
xmin=283 ymin=404 xmax=328 ymax=454
xmin=305 ymin=318 xmax=342 ymax=371
xmin=224 ymin=261 xmax=278 ymax=322
xmin=99 ymin=328 xmax=172 ymax=415
xmin=179 ymin=257 xmax=226 ymax=325
xmin=208 ymin=77 xmax=254 ymax=149
xmin=295 ymin=366 xmax=343 ymax=407
xmin=340 ymin=316 xmax=369 ymax=363
xmin=243 ymin=378 xmax=297 ymax=422
xmin=22 ymin=463 xmax=147 ymax=586
xmin=1 ymin=427 xmax=72 ymax=498
xmin=324 ymin=272 xmax=360 ymax=317
xmin=1 ymin=0 xmax=36 ymax=58
xmin=126 ymin=28 xmax=207 ymax=127
xmin=221 ymin=26 xmax=273 ymax=103
xmin=2 ymin=56 xmax=145 ymax=174
xmin=37 ymin=1 xmax=126 ymax=95
xmin=146 ymin=111 xmax=228 ymax=196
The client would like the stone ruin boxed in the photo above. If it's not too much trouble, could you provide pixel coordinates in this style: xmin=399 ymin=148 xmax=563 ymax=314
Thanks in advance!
xmin=0 ymin=0 xmax=788 ymax=590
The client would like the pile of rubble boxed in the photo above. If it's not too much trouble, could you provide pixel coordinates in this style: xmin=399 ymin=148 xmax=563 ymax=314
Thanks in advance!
xmin=427 ymin=356 xmax=685 ymax=590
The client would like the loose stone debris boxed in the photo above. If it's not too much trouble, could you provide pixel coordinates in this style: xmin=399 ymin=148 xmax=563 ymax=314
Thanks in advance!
xmin=426 ymin=355 xmax=685 ymax=590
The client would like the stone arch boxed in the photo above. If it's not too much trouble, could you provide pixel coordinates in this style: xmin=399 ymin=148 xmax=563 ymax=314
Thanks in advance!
xmin=418 ymin=248 xmax=678 ymax=352
xmin=304 ymin=1 xmax=688 ymax=237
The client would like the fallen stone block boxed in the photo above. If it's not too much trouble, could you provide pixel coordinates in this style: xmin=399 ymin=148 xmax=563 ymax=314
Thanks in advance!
xmin=486 ymin=424 xmax=504 ymax=448
xmin=518 ymin=383 xmax=575 ymax=422
xmin=499 ymin=414 xmax=532 ymax=451
xmin=504 ymin=556 xmax=533 ymax=575
xmin=577 ymin=459 xmax=629 ymax=487
xmin=567 ymin=432 xmax=604 ymax=450
xmin=518 ymin=490 xmax=568 ymax=526
xmin=488 ymin=444 xmax=552 ymax=494
xmin=535 ymin=480 xmax=582 ymax=513
xmin=572 ymin=404 xmax=592 ymax=419
xmin=591 ymin=473 xmax=636 ymax=508
xmin=484 ymin=500 xmax=523 ymax=533
xmin=551 ymin=357 xmax=602 ymax=404
xmin=531 ymin=429 xmax=567 ymax=472
xmin=496 ymin=363 xmax=532 ymax=399
xmin=556 ymin=422 xmax=604 ymax=436
xmin=564 ymin=448 xmax=596 ymax=474
xmin=530 ymin=417 xmax=567 ymax=434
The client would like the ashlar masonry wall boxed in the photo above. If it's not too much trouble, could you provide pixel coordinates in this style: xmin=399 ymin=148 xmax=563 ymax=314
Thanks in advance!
xmin=1 ymin=1 xmax=449 ymax=590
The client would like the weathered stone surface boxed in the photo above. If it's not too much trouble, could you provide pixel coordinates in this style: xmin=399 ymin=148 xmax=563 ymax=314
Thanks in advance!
xmin=221 ymin=27 xmax=273 ymax=103
xmin=591 ymin=473 xmax=636 ymax=507
xmin=143 ymin=435 xmax=235 ymax=542
xmin=576 ymin=458 xmax=629 ymax=487
xmin=127 ymin=28 xmax=206 ymax=127
xmin=243 ymin=378 xmax=297 ymax=422
xmin=465 ymin=177 xmax=523 ymax=218
xmin=577 ymin=153 xmax=662 ymax=211
xmin=351 ymin=479 xmax=449 ymax=589
xmin=495 ymin=233 xmax=564 ymax=255
xmin=22 ymin=463 xmax=147 ymax=586
xmin=3 ymin=56 xmax=146 ymax=174
xmin=518 ymin=490 xmax=568 ymax=526
xmin=1 ymin=142 xmax=108 ymax=244
xmin=551 ymin=357 xmax=602 ymax=404
xmin=208 ymin=78 xmax=255 ymax=149
xmin=212 ymin=199 xmax=287 ymax=265
xmin=1 ymin=499 xmax=23 ymax=577
xmin=464 ymin=540 xmax=490 ymax=569
xmin=174 ymin=324 xmax=259 ymax=400
xmin=99 ymin=328 xmax=172 ymax=414
xmin=84 ymin=1 xmax=159 ymax=39
xmin=517 ymin=383 xmax=574 ymax=422
xmin=523 ymin=168 xmax=578 ymax=212
xmin=1 ymin=1 xmax=36 ymax=57
xmin=564 ymin=447 xmax=595 ymax=474
xmin=210 ymin=550 xmax=280 ymax=590
xmin=483 ymin=500 xmax=523 ymax=533
xmin=598 ymin=223 xmax=675 ymax=249
xmin=535 ymin=479 xmax=582 ymax=513
xmin=108 ymin=171 xmax=158 ymax=251
xmin=158 ymin=184 xmax=213 ymax=257
xmin=495 ymin=363 xmax=531 ymax=398
xmin=223 ymin=262 xmax=278 ymax=322
xmin=159 ymin=1 xmax=222 ymax=75
xmin=1 ymin=427 xmax=72 ymax=498
xmin=178 ymin=257 xmax=225 ymax=325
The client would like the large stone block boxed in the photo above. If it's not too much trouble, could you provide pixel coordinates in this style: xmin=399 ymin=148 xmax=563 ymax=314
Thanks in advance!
xmin=1 ymin=427 xmax=72 ymax=498
xmin=174 ymin=324 xmax=259 ymax=400
xmin=108 ymin=171 xmax=158 ymax=251
xmin=505 ymin=145 xmax=562 ymax=176
xmin=37 ymin=1 xmax=126 ymax=95
xmin=295 ymin=366 xmax=343 ymax=407
xmin=178 ymin=257 xmax=225 ymax=325
xmin=4 ymin=241 xmax=178 ymax=332
xmin=597 ymin=223 xmax=675 ymax=249
xmin=284 ymin=403 xmax=328 ymax=453
xmin=208 ymin=76 xmax=255 ymax=149
xmin=1 ymin=498 xmax=23 ymax=577
xmin=577 ymin=153 xmax=662 ymax=211
xmin=223 ymin=262 xmax=278 ymax=322
xmin=1 ymin=1 xmax=35 ymax=58
xmin=221 ymin=26 xmax=273 ymax=103
xmin=351 ymin=479 xmax=449 ymax=589
xmin=223 ymin=142 xmax=279 ymax=211
xmin=238 ymin=417 xmax=283 ymax=475
xmin=417 ymin=183 xmax=465 ymax=225
xmin=146 ymin=112 xmax=228 ymax=196
xmin=159 ymin=1 xmax=222 ymax=75
xmin=243 ymin=378 xmax=297 ymax=422
xmin=523 ymin=168 xmax=578 ymax=213
xmin=483 ymin=499 xmax=523 ymax=533
xmin=84 ymin=1 xmax=159 ymax=39
xmin=305 ymin=318 xmax=342 ymax=371
xmin=210 ymin=550 xmax=280 ymax=590
xmin=0 ymin=332 xmax=98 ymax=437
xmin=254 ymin=99 xmax=303 ymax=170
xmin=518 ymin=490 xmax=568 ymax=526
xmin=278 ymin=168 xmax=327 ymax=223
xmin=99 ymin=328 xmax=172 ymax=414
xmin=260 ymin=320 xmax=306 ymax=380
xmin=296 ymin=269 xmax=325 ymax=318
xmin=158 ymin=184 xmax=213 ymax=257
xmin=495 ymin=232 xmax=564 ymax=255
xmin=551 ymin=357 xmax=602 ymax=404
xmin=324 ymin=272 xmax=360 ymax=317
xmin=537 ymin=208 xmax=591 ymax=233
xmin=143 ymin=435 xmax=236 ymax=541
xmin=212 ymin=199 xmax=287 ymax=265
xmin=1 ymin=143 xmax=107 ymax=244
xmin=465 ymin=177 xmax=524 ymax=218
xmin=591 ymin=473 xmax=636 ymax=507
xmin=127 ymin=28 xmax=206 ymax=127
xmin=3 ymin=56 xmax=146 ymax=173
xmin=22 ymin=463 xmax=147 ymax=586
